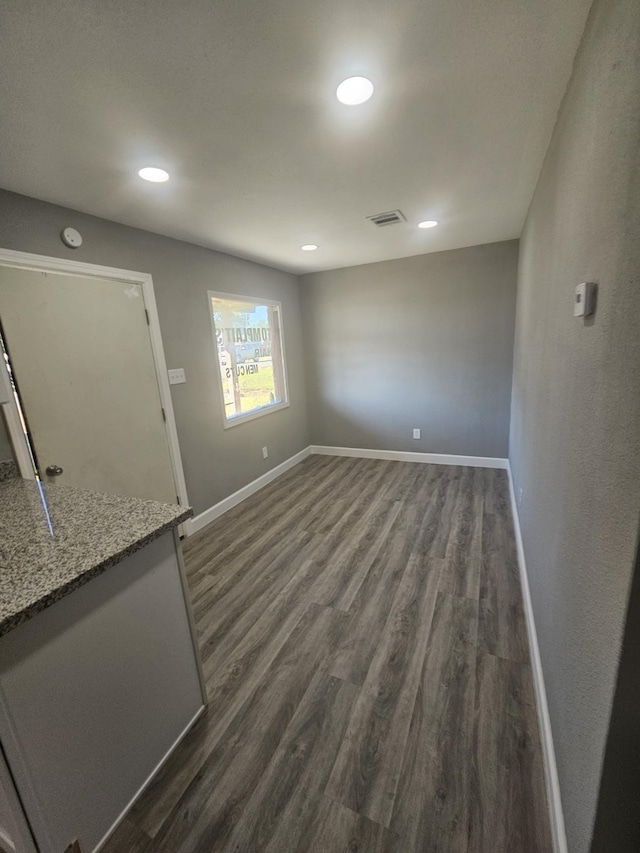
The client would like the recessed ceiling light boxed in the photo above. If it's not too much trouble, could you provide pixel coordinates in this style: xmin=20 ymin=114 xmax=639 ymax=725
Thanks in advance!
xmin=418 ymin=220 xmax=438 ymax=229
xmin=301 ymin=244 xmax=319 ymax=251
xmin=336 ymin=77 xmax=374 ymax=106
xmin=138 ymin=166 xmax=170 ymax=183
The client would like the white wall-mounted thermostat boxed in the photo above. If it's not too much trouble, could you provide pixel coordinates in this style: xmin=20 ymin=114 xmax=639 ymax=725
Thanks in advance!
xmin=574 ymin=282 xmax=596 ymax=317
xmin=61 ymin=227 xmax=83 ymax=249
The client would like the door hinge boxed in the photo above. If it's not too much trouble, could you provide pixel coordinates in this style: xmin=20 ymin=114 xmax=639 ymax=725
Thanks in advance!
xmin=144 ymin=309 xmax=150 ymax=325
xmin=161 ymin=407 xmax=166 ymax=422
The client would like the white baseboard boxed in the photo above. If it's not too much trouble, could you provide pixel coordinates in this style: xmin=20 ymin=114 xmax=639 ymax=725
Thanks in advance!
xmin=186 ymin=446 xmax=313 ymax=535
xmin=310 ymin=444 xmax=509 ymax=469
xmin=94 ymin=704 xmax=205 ymax=853
xmin=186 ymin=443 xmax=508 ymax=537
xmin=0 ymin=829 xmax=16 ymax=851
xmin=506 ymin=462 xmax=567 ymax=853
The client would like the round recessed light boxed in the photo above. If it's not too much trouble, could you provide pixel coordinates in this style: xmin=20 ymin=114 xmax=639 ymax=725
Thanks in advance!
xmin=138 ymin=166 xmax=170 ymax=183
xmin=301 ymin=244 xmax=319 ymax=251
xmin=418 ymin=220 xmax=438 ymax=229
xmin=336 ymin=76 xmax=374 ymax=106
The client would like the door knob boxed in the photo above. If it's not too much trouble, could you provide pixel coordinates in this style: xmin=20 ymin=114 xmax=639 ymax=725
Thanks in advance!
xmin=45 ymin=465 xmax=64 ymax=477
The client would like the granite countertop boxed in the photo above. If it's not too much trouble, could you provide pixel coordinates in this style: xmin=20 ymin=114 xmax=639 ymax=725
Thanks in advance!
xmin=0 ymin=478 xmax=192 ymax=638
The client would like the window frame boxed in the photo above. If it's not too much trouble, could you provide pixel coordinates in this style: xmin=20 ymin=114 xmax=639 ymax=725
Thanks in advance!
xmin=207 ymin=289 xmax=291 ymax=429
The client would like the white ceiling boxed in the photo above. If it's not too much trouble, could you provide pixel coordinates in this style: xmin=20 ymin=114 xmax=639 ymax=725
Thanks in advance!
xmin=0 ymin=0 xmax=592 ymax=274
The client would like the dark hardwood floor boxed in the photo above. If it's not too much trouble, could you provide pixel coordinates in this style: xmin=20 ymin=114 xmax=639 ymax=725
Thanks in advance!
xmin=104 ymin=455 xmax=551 ymax=853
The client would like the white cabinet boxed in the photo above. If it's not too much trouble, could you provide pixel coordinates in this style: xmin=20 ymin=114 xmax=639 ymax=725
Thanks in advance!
xmin=0 ymin=531 xmax=205 ymax=853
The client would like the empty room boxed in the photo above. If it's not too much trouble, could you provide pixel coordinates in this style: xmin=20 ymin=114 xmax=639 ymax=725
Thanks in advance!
xmin=0 ymin=0 xmax=638 ymax=852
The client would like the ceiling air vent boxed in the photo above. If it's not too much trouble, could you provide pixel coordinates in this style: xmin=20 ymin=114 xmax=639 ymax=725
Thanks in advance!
xmin=366 ymin=209 xmax=407 ymax=227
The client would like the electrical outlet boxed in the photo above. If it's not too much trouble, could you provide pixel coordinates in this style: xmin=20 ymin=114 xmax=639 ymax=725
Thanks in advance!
xmin=518 ymin=487 xmax=523 ymax=508
xmin=412 ymin=428 xmax=421 ymax=440
xmin=262 ymin=446 xmax=268 ymax=459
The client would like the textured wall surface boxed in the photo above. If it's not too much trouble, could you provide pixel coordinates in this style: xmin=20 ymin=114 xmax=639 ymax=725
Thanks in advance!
xmin=0 ymin=190 xmax=310 ymax=514
xmin=300 ymin=240 xmax=518 ymax=458
xmin=509 ymin=1 xmax=640 ymax=850
xmin=590 ymin=539 xmax=640 ymax=852
xmin=0 ymin=413 xmax=13 ymax=462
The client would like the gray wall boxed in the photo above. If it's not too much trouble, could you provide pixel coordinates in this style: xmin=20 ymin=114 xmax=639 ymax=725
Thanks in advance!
xmin=508 ymin=1 xmax=640 ymax=850
xmin=0 ymin=189 xmax=309 ymax=514
xmin=0 ymin=413 xmax=12 ymax=462
xmin=590 ymin=539 xmax=640 ymax=852
xmin=300 ymin=240 xmax=518 ymax=457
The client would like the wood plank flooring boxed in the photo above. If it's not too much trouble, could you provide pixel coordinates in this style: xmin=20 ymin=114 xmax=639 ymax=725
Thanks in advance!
xmin=104 ymin=455 xmax=551 ymax=853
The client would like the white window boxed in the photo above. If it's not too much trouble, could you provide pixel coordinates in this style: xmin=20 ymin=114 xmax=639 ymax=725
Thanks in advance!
xmin=209 ymin=291 xmax=289 ymax=427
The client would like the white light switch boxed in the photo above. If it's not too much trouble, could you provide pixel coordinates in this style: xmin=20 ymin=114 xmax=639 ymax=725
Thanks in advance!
xmin=413 ymin=428 xmax=421 ymax=439
xmin=168 ymin=368 xmax=186 ymax=385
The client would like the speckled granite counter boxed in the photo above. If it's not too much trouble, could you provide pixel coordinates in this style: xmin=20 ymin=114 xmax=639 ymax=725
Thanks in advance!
xmin=0 ymin=477 xmax=192 ymax=637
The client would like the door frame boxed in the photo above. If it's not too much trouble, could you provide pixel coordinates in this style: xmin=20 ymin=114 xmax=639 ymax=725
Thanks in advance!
xmin=0 ymin=247 xmax=190 ymax=516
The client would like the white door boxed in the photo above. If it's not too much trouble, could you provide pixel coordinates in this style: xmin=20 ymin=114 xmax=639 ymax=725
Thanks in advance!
xmin=0 ymin=266 xmax=178 ymax=504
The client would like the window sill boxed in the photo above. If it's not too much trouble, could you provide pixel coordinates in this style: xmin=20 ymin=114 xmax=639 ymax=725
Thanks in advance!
xmin=222 ymin=400 xmax=290 ymax=429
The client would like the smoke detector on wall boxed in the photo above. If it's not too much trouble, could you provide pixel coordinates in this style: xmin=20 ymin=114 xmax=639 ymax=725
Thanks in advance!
xmin=61 ymin=227 xmax=83 ymax=248
xmin=366 ymin=210 xmax=406 ymax=227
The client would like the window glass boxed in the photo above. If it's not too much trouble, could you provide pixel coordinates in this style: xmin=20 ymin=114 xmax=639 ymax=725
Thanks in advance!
xmin=209 ymin=293 xmax=288 ymax=425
